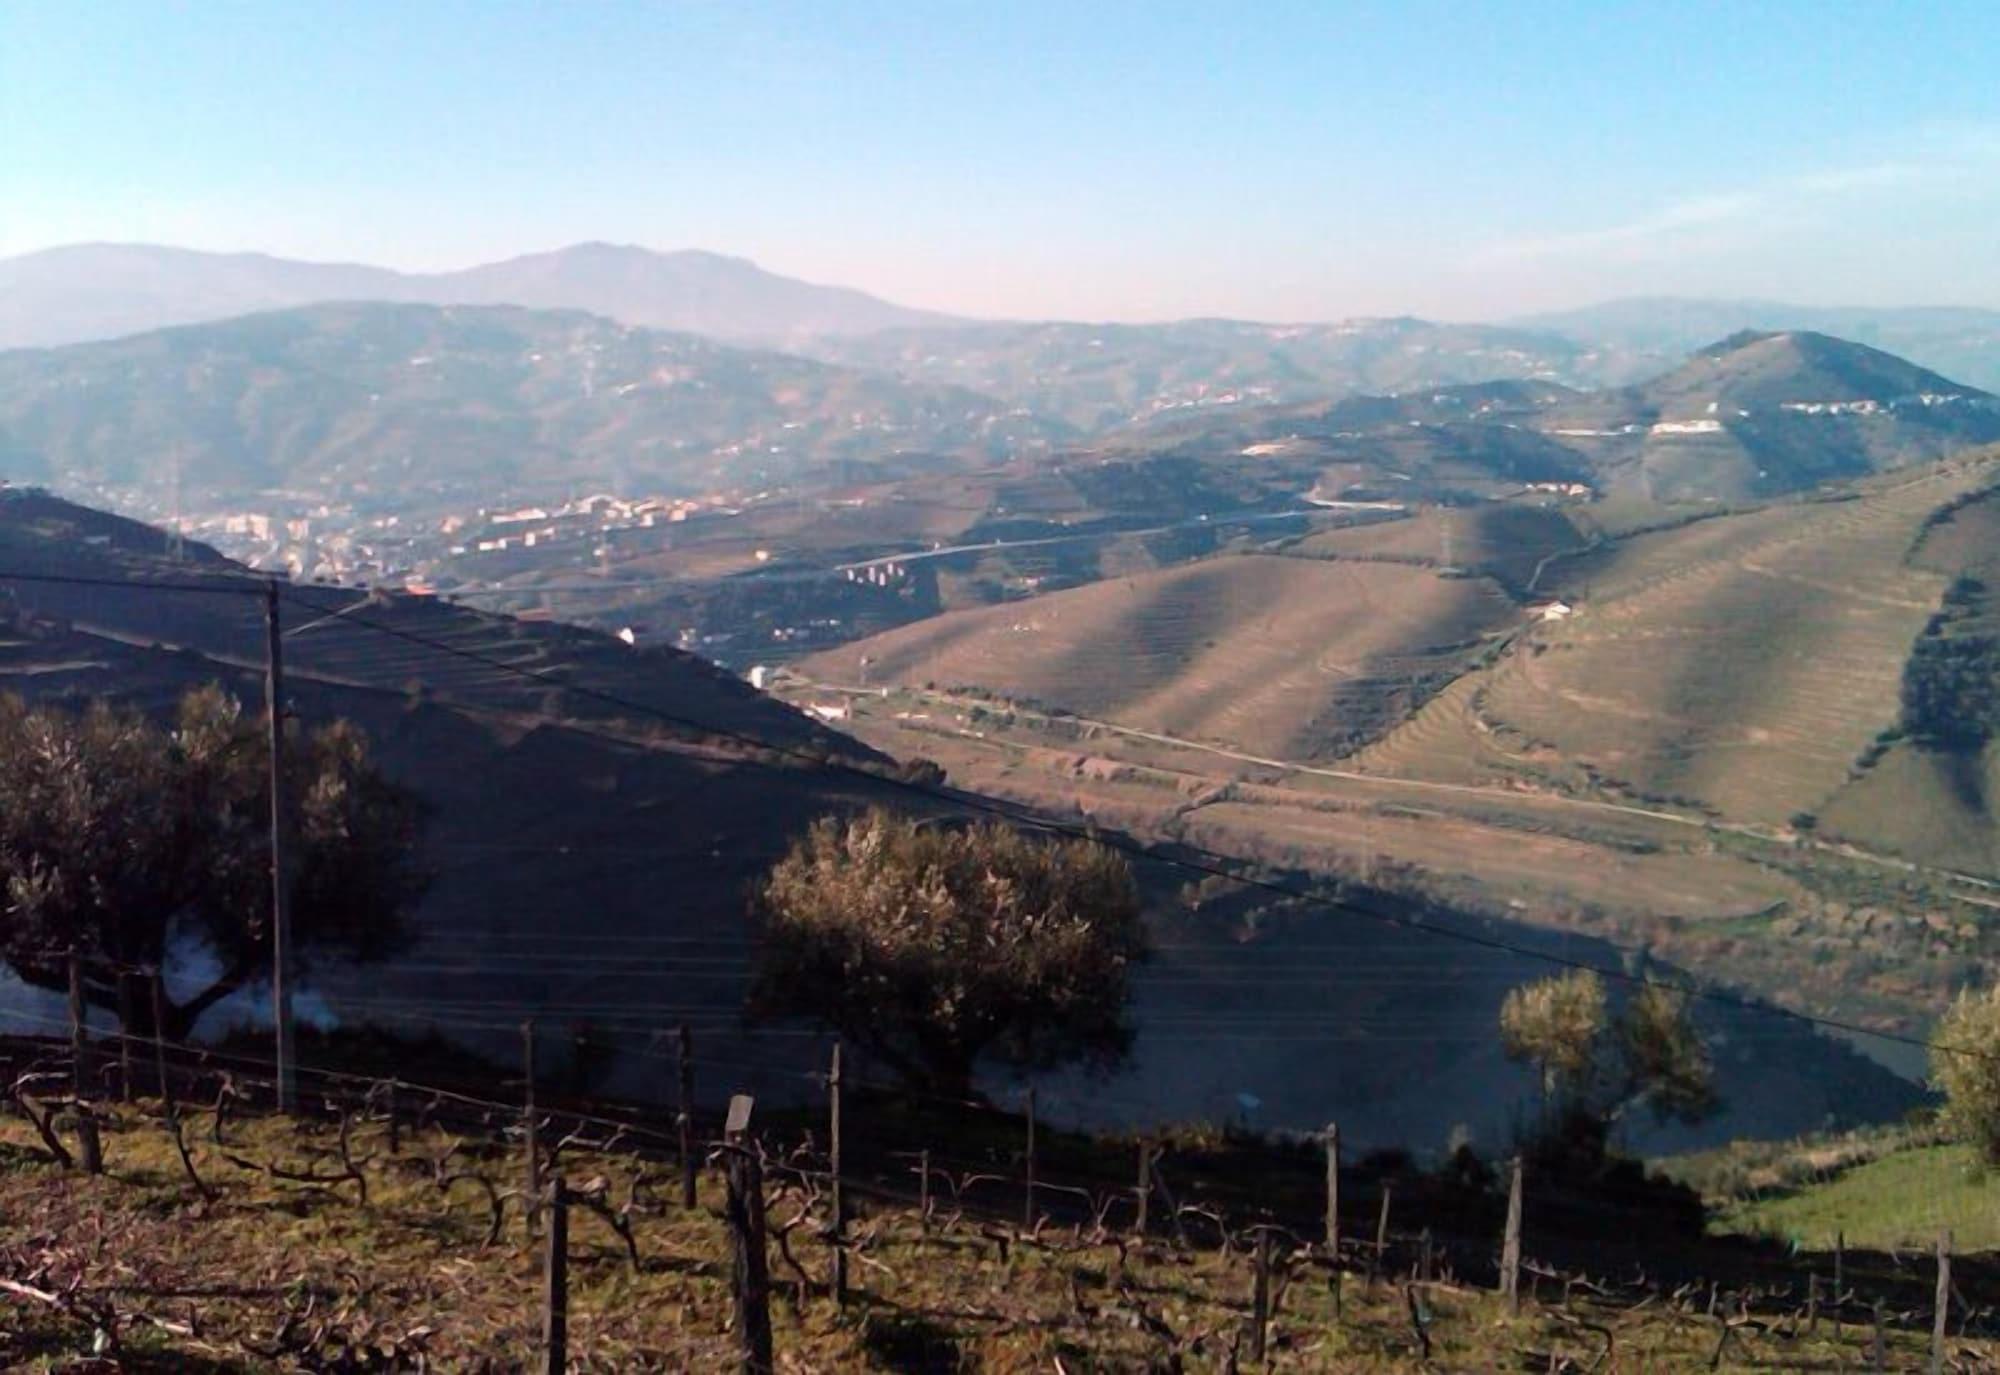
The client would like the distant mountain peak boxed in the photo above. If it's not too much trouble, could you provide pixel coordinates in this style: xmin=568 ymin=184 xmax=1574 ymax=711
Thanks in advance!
xmin=0 ymin=241 xmax=958 ymax=350
xmin=1698 ymin=328 xmax=1784 ymax=356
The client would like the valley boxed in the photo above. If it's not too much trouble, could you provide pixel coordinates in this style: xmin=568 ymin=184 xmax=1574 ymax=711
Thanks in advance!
xmin=5 ymin=245 xmax=2000 ymax=1142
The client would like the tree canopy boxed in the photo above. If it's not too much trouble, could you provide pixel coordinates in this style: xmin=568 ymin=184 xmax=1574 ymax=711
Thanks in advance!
xmin=748 ymin=808 xmax=1146 ymax=1096
xmin=1932 ymin=985 xmax=2000 ymax=1164
xmin=0 ymin=686 xmax=426 ymax=1038
xmin=1499 ymin=969 xmax=1718 ymax=1157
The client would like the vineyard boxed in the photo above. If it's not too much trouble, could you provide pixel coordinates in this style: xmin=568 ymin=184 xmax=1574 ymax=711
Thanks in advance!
xmin=801 ymin=555 xmax=1518 ymax=763
xmin=4 ymin=1016 xmax=1997 ymax=1373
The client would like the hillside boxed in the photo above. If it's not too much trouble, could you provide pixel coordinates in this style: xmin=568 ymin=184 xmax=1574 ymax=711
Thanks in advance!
xmin=1521 ymin=296 xmax=2000 ymax=394
xmin=0 ymin=242 xmax=955 ymax=349
xmin=802 ymin=553 xmax=1525 ymax=762
xmin=0 ymin=302 xmax=1070 ymax=508
xmin=1547 ymin=331 xmax=2000 ymax=500
xmin=0 ymin=490 xmax=1921 ymax=1150
xmin=805 ymin=317 xmax=1624 ymax=431
xmin=794 ymin=451 xmax=2000 ymax=1047
xmin=1084 ymin=332 xmax=2000 ymax=508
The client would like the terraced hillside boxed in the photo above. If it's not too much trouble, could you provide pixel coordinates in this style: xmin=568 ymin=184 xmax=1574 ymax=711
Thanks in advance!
xmin=802 ymin=554 xmax=1522 ymax=761
xmin=1356 ymin=459 xmax=2000 ymax=827
xmin=1287 ymin=501 xmax=1592 ymax=592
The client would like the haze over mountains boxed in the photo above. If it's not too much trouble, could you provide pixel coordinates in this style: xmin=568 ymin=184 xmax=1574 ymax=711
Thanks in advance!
xmin=0 ymin=301 xmax=1067 ymax=506
xmin=3 ymin=289 xmax=1996 ymax=519
xmin=8 ymin=241 xmax=2000 ymax=394
xmin=0 ymin=242 xmax=959 ymax=351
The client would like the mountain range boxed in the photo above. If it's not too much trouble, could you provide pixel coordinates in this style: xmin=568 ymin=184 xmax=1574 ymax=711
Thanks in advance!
xmin=0 ymin=242 xmax=959 ymax=351
xmin=0 ymin=301 xmax=1068 ymax=506
xmin=9 ymin=242 xmax=2000 ymax=398
xmin=1518 ymin=297 xmax=2000 ymax=392
xmin=3 ymin=305 xmax=1995 ymax=523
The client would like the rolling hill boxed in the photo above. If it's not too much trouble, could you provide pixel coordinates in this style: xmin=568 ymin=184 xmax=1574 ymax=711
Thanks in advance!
xmin=1127 ymin=333 xmax=2000 ymax=504
xmin=0 ymin=241 xmax=957 ymax=350
xmin=1538 ymin=330 xmax=2000 ymax=500
xmin=0 ymin=489 xmax=1925 ymax=1147
xmin=801 ymin=552 xmax=1522 ymax=761
xmin=0 ymin=301 xmax=1070 ymax=508
xmin=1520 ymin=297 xmax=2000 ymax=394
xmin=798 ymin=447 xmax=2000 ymax=1047
xmin=804 ymin=317 xmax=1629 ymax=430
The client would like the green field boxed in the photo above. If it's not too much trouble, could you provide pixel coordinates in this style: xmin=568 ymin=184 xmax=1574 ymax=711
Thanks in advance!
xmin=1711 ymin=1141 xmax=2000 ymax=1253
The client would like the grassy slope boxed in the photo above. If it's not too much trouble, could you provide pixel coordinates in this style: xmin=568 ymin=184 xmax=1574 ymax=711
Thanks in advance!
xmin=1361 ymin=459 xmax=1999 ymax=824
xmin=802 ymin=554 xmax=1518 ymax=762
xmin=1286 ymin=503 xmax=1590 ymax=593
xmin=1714 ymin=1142 xmax=2000 ymax=1253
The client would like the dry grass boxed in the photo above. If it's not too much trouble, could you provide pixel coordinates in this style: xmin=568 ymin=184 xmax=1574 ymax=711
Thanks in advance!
xmin=803 ymin=554 xmax=1517 ymax=762
xmin=3 ymin=1103 xmax=1990 ymax=1371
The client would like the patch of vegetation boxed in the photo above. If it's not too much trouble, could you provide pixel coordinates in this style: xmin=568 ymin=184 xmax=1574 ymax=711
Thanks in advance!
xmin=1901 ymin=575 xmax=2000 ymax=753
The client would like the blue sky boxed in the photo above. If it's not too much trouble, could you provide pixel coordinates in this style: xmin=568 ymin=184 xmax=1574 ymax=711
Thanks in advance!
xmin=5 ymin=0 xmax=1999 ymax=320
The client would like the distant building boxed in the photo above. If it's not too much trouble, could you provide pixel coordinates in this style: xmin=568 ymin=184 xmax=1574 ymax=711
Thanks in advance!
xmin=747 ymin=665 xmax=771 ymax=690
xmin=1531 ymin=601 xmax=1575 ymax=622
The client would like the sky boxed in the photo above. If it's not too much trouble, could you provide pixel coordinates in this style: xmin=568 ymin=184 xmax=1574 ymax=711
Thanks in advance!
xmin=5 ymin=0 xmax=2000 ymax=322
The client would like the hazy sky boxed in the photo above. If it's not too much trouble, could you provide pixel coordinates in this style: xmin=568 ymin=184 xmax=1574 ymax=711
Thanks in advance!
xmin=6 ymin=0 xmax=2000 ymax=321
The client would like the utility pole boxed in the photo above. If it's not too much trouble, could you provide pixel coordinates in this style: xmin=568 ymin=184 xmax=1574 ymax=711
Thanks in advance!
xmin=265 ymin=581 xmax=296 ymax=1112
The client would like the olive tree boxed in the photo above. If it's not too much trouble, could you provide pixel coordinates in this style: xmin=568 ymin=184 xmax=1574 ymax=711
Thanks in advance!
xmin=1500 ymin=969 xmax=1718 ymax=1156
xmin=0 ymin=686 xmax=426 ymax=1039
xmin=1932 ymin=986 xmax=2000 ymax=1163
xmin=749 ymin=808 xmax=1146 ymax=1096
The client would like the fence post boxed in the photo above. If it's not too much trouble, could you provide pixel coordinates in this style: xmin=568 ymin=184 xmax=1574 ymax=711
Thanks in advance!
xmin=1836 ymin=1229 xmax=1845 ymax=1299
xmin=1023 ymin=1086 xmax=1038 ymax=1231
xmin=1807 ymin=1272 xmax=1819 ymax=1337
xmin=116 ymin=970 xmax=135 ymax=1103
xmin=919 ymin=1148 xmax=932 ymax=1233
xmin=1135 ymin=1137 xmax=1153 ymax=1236
xmin=542 ymin=1177 xmax=569 ymax=1375
xmin=1251 ymin=1226 xmax=1272 ymax=1363
xmin=1872 ymin=1298 xmax=1886 ymax=1372
xmin=522 ymin=1020 xmax=540 ymax=1239
xmin=726 ymin=1146 xmax=775 ymax=1373
xmin=1324 ymin=1122 xmax=1340 ymax=1259
xmin=385 ymin=1078 xmax=402 ymax=1156
xmin=677 ymin=1023 xmax=696 ymax=1209
xmin=149 ymin=968 xmax=174 ymax=1116
xmin=829 ymin=1039 xmax=848 ymax=1306
xmin=1500 ymin=1157 xmax=1523 ymax=1314
xmin=1933 ymin=1228 xmax=1951 ymax=1375
xmin=68 ymin=952 xmax=102 ymax=1175
xmin=1371 ymin=1184 xmax=1392 ymax=1288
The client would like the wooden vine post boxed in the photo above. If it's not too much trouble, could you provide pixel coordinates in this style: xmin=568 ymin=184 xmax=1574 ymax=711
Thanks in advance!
xmin=522 ymin=1020 xmax=540 ymax=1239
xmin=1500 ymin=1156 xmax=1523 ymax=1315
xmin=1250 ymin=1226 xmax=1272 ymax=1362
xmin=68 ymin=952 xmax=102 ymax=1174
xmin=723 ymin=1094 xmax=773 ymax=1373
xmin=541 ymin=1176 xmax=569 ymax=1375
xmin=1932 ymin=1228 xmax=1952 ymax=1375
xmin=828 ymin=1040 xmax=848 ymax=1306
xmin=1023 ymin=1086 xmax=1038 ymax=1231
xmin=1371 ymin=1184 xmax=1393 ymax=1288
xmin=1324 ymin=1122 xmax=1340 ymax=1258
xmin=677 ymin=1023 xmax=696 ymax=1209
xmin=150 ymin=970 xmax=174 ymax=1115
xmin=1135 ymin=1137 xmax=1153 ymax=1236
